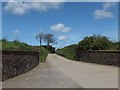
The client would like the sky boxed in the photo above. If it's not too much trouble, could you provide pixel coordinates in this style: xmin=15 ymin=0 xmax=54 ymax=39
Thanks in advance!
xmin=2 ymin=2 xmax=118 ymax=48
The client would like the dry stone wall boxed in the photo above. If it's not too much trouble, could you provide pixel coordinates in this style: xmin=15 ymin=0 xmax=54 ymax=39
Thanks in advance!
xmin=75 ymin=50 xmax=119 ymax=66
xmin=2 ymin=51 xmax=39 ymax=81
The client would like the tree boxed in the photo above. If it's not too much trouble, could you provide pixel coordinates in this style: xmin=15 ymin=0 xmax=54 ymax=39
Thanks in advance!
xmin=43 ymin=33 xmax=56 ymax=46
xmin=109 ymin=42 xmax=120 ymax=50
xmin=78 ymin=35 xmax=113 ymax=50
xmin=36 ymin=32 xmax=44 ymax=46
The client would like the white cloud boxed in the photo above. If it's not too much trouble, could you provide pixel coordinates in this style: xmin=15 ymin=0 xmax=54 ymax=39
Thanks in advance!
xmin=89 ymin=0 xmax=119 ymax=2
xmin=8 ymin=0 xmax=16 ymax=2
xmin=4 ymin=2 xmax=62 ymax=15
xmin=103 ymin=3 xmax=115 ymax=10
xmin=94 ymin=9 xmax=113 ymax=19
xmin=13 ymin=30 xmax=20 ymax=36
xmin=93 ymin=3 xmax=115 ymax=19
xmin=6 ymin=0 xmax=64 ymax=2
xmin=59 ymin=36 xmax=69 ymax=40
xmin=50 ymin=23 xmax=71 ymax=32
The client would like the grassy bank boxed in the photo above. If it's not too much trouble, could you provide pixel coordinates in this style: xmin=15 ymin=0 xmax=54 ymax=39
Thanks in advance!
xmin=40 ymin=47 xmax=49 ymax=62
xmin=33 ymin=46 xmax=50 ymax=62
xmin=1 ymin=39 xmax=49 ymax=62
xmin=56 ymin=44 xmax=78 ymax=60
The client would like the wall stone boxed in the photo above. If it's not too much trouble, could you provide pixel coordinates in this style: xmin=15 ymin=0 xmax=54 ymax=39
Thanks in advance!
xmin=2 ymin=51 xmax=39 ymax=81
xmin=75 ymin=50 xmax=119 ymax=66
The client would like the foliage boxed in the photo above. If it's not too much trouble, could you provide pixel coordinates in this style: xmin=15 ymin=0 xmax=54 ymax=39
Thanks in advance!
xmin=56 ymin=35 xmax=119 ymax=60
xmin=56 ymin=44 xmax=78 ymax=60
xmin=36 ymin=32 xmax=45 ymax=46
xmin=2 ymin=39 xmax=49 ymax=62
xmin=42 ymin=45 xmax=55 ymax=53
xmin=36 ymin=32 xmax=57 ymax=46
xmin=2 ymin=40 xmax=34 ymax=51
xmin=32 ymin=46 xmax=50 ymax=62
xmin=109 ymin=42 xmax=120 ymax=50
xmin=78 ymin=35 xmax=113 ymax=50
xmin=43 ymin=33 xmax=56 ymax=46
xmin=40 ymin=47 xmax=50 ymax=62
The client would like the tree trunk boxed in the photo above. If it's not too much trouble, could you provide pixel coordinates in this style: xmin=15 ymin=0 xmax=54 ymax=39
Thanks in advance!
xmin=47 ymin=42 xmax=49 ymax=46
xmin=40 ymin=41 xmax=41 ymax=46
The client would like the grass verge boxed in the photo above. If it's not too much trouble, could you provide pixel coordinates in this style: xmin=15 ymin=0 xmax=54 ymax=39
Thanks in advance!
xmin=39 ymin=47 xmax=50 ymax=62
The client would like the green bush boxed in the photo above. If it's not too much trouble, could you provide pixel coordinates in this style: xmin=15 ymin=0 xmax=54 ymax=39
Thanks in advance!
xmin=78 ymin=35 xmax=113 ymax=50
xmin=109 ymin=42 xmax=120 ymax=50
xmin=42 ymin=45 xmax=55 ymax=53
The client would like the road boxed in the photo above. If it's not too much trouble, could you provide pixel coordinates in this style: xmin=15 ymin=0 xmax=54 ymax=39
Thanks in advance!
xmin=2 ymin=54 xmax=118 ymax=88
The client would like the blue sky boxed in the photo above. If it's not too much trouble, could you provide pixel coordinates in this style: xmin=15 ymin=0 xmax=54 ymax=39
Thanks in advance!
xmin=2 ymin=2 xmax=118 ymax=48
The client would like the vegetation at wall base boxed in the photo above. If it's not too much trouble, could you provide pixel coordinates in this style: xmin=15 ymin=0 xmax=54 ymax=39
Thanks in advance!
xmin=40 ymin=47 xmax=49 ymax=62
xmin=56 ymin=44 xmax=78 ymax=60
xmin=42 ymin=45 xmax=55 ymax=53
xmin=32 ymin=46 xmax=50 ymax=62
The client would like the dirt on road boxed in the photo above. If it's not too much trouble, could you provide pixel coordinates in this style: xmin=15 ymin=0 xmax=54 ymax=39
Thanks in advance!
xmin=2 ymin=54 xmax=118 ymax=88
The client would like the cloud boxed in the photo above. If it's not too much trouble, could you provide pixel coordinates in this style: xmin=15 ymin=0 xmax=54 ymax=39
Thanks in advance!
xmin=93 ymin=3 xmax=115 ymax=19
xmin=94 ymin=9 xmax=113 ymax=19
xmin=2 ymin=0 xmax=119 ymax=2
xmin=13 ymin=30 xmax=20 ymax=36
xmin=7 ymin=0 xmax=16 ymax=2
xmin=50 ymin=23 xmax=71 ymax=32
xmin=103 ymin=3 xmax=115 ymax=10
xmin=6 ymin=0 xmax=64 ymax=2
xmin=59 ymin=36 xmax=69 ymax=40
xmin=86 ymin=0 xmax=119 ymax=2
xmin=4 ymin=2 xmax=62 ymax=15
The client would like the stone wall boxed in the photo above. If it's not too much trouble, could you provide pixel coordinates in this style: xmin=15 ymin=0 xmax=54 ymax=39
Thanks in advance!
xmin=75 ymin=50 xmax=119 ymax=66
xmin=2 ymin=51 xmax=39 ymax=81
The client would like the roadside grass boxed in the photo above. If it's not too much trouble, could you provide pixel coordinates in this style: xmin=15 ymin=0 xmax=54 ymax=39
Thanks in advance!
xmin=56 ymin=44 xmax=78 ymax=60
xmin=39 ymin=47 xmax=50 ymax=62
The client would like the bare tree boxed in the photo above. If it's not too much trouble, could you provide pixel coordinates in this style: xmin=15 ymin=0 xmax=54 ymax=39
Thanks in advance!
xmin=44 ymin=33 xmax=56 ymax=46
xmin=36 ymin=32 xmax=44 ymax=46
